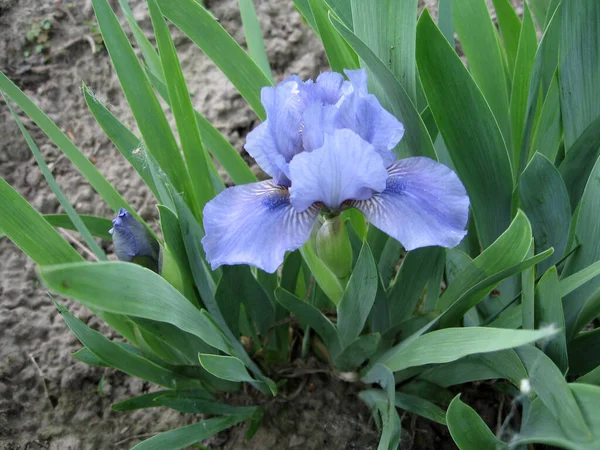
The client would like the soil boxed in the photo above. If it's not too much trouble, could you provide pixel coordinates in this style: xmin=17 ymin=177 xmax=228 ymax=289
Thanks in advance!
xmin=0 ymin=0 xmax=519 ymax=449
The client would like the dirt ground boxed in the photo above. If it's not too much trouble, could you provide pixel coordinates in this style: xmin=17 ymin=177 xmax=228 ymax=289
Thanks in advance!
xmin=0 ymin=0 xmax=515 ymax=448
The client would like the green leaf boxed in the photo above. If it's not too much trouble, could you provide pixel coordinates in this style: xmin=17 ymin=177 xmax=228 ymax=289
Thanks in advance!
xmin=559 ymin=0 xmax=600 ymax=151
xmin=154 ymin=394 xmax=257 ymax=416
xmin=453 ymin=0 xmax=511 ymax=143
xmin=40 ymin=262 xmax=231 ymax=352
xmin=568 ymin=328 xmax=600 ymax=375
xmin=573 ymin=286 xmax=600 ymax=336
xmin=515 ymin=383 xmax=600 ymax=449
xmin=437 ymin=0 xmax=454 ymax=47
xmin=510 ymin=3 xmax=538 ymax=172
xmin=0 ymin=178 xmax=82 ymax=265
xmin=521 ymin=242 xmax=536 ymax=330
xmin=519 ymin=153 xmax=571 ymax=273
xmin=528 ymin=72 xmax=562 ymax=164
xmin=360 ymin=389 xmax=447 ymax=425
xmin=307 ymin=0 xmax=358 ymax=73
xmin=112 ymin=391 xmax=178 ymax=411
xmin=350 ymin=0 xmax=417 ymax=102
xmin=382 ymin=326 xmax=556 ymax=373
xmin=516 ymin=345 xmax=592 ymax=442
xmin=299 ymin=242 xmax=344 ymax=305
xmin=90 ymin=0 xmax=195 ymax=209
xmin=81 ymin=84 xmax=159 ymax=199
xmin=131 ymin=415 xmax=250 ymax=450
xmin=559 ymin=115 xmax=600 ymax=211
xmin=56 ymin=303 xmax=201 ymax=388
xmin=559 ymin=260 xmax=600 ymax=299
xmin=147 ymin=0 xmax=215 ymax=213
xmin=238 ymin=0 xmax=273 ymax=83
xmin=0 ymin=72 xmax=137 ymax=216
xmin=275 ymin=288 xmax=342 ymax=358
xmin=534 ymin=266 xmax=568 ymax=373
xmin=331 ymin=15 xmax=436 ymax=160
xmin=43 ymin=214 xmax=112 ymax=241
xmin=337 ymin=243 xmax=378 ymax=348
xmin=447 ymin=395 xmax=505 ymax=450
xmin=416 ymin=10 xmax=513 ymax=247
xmin=387 ymin=246 xmax=444 ymax=325
xmin=72 ymin=347 xmax=108 ymax=367
xmin=333 ymin=333 xmax=381 ymax=372
xmin=437 ymin=211 xmax=531 ymax=314
xmin=146 ymin=69 xmax=254 ymax=186
xmin=419 ymin=349 xmax=527 ymax=388
xmin=561 ymin=156 xmax=600 ymax=337
xmin=376 ymin=236 xmax=402 ymax=289
xmin=5 ymin=99 xmax=107 ymax=261
xmin=198 ymin=354 xmax=255 ymax=383
xmin=492 ymin=0 xmax=522 ymax=76
xmin=156 ymin=0 xmax=272 ymax=119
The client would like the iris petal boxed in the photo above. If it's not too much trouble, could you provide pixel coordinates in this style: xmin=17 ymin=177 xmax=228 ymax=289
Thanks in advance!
xmin=350 ymin=157 xmax=470 ymax=250
xmin=202 ymin=181 xmax=320 ymax=273
xmin=109 ymin=208 xmax=158 ymax=262
xmin=289 ymin=129 xmax=388 ymax=212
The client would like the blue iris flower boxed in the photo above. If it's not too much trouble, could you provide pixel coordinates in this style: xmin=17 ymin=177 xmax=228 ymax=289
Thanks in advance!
xmin=202 ymin=69 xmax=470 ymax=273
xmin=110 ymin=208 xmax=159 ymax=271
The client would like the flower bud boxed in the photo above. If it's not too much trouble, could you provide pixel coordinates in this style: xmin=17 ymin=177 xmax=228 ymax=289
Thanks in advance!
xmin=109 ymin=208 xmax=160 ymax=272
xmin=316 ymin=215 xmax=353 ymax=279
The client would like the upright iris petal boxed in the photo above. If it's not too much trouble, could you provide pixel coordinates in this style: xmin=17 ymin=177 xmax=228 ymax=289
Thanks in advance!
xmin=202 ymin=69 xmax=470 ymax=273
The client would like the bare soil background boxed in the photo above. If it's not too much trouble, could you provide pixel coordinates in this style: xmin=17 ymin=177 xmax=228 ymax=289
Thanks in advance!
xmin=0 ymin=0 xmax=517 ymax=448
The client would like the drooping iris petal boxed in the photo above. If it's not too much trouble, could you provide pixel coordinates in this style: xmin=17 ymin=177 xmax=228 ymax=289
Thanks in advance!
xmin=109 ymin=208 xmax=159 ymax=262
xmin=202 ymin=181 xmax=320 ymax=273
xmin=350 ymin=157 xmax=470 ymax=250
xmin=336 ymin=69 xmax=404 ymax=166
xmin=311 ymin=71 xmax=348 ymax=104
xmin=289 ymin=129 xmax=388 ymax=212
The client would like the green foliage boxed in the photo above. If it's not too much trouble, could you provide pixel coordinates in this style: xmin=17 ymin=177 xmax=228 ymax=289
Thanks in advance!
xmin=2 ymin=0 xmax=600 ymax=448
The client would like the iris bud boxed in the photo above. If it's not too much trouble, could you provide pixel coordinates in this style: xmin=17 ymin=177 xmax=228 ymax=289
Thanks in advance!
xmin=109 ymin=208 xmax=160 ymax=272
xmin=316 ymin=215 xmax=353 ymax=279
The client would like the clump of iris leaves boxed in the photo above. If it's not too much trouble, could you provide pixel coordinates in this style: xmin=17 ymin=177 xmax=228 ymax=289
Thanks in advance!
xmin=2 ymin=0 xmax=600 ymax=449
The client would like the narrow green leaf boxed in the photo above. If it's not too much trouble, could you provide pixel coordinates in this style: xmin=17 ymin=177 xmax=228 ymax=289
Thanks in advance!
xmin=238 ymin=0 xmax=273 ymax=83
xmin=56 ymin=303 xmax=201 ymax=388
xmin=331 ymin=15 xmax=436 ymax=160
xmin=383 ymin=326 xmax=556 ymax=373
xmin=516 ymin=345 xmax=592 ymax=441
xmin=198 ymin=354 xmax=255 ymax=383
xmin=573 ymin=286 xmax=600 ymax=336
xmin=519 ymin=153 xmax=571 ymax=273
xmin=299 ymin=243 xmax=344 ymax=305
xmin=447 ymin=395 xmax=505 ymax=450
xmin=351 ymin=0 xmax=417 ymax=102
xmin=420 ymin=349 xmax=527 ymax=388
xmin=534 ymin=266 xmax=568 ymax=373
xmin=337 ymin=243 xmax=378 ymax=348
xmin=131 ymin=415 xmax=249 ymax=450
xmin=5 ymin=99 xmax=106 ymax=260
xmin=148 ymin=0 xmax=215 ymax=212
xmin=559 ymin=115 xmax=600 ymax=211
xmin=492 ymin=0 xmax=522 ymax=76
xmin=560 ymin=260 xmax=600 ymax=299
xmin=154 ymin=395 xmax=256 ymax=416
xmin=0 ymin=72 xmax=136 ymax=215
xmin=510 ymin=4 xmax=538 ymax=172
xmin=416 ymin=10 xmax=513 ymax=247
xmin=388 ymin=246 xmax=444 ymax=325
xmin=72 ymin=347 xmax=108 ymax=367
xmin=561 ymin=156 xmax=600 ymax=337
xmin=44 ymin=214 xmax=112 ymax=241
xmin=308 ymin=0 xmax=358 ymax=73
xmin=396 ymin=392 xmax=446 ymax=425
xmin=156 ymin=0 xmax=272 ymax=119
xmin=275 ymin=288 xmax=342 ymax=358
xmin=112 ymin=389 xmax=213 ymax=412
xmin=40 ymin=262 xmax=231 ymax=352
xmin=528 ymin=72 xmax=562 ymax=164
xmin=91 ymin=0 xmax=195 ymax=208
xmin=146 ymin=69 xmax=255 ymax=186
xmin=82 ymin=83 xmax=159 ymax=199
xmin=333 ymin=333 xmax=380 ymax=372
xmin=0 ymin=178 xmax=82 ymax=265
xmin=521 ymin=242 xmax=535 ymax=330
xmin=559 ymin=0 xmax=600 ymax=151
xmin=438 ymin=0 xmax=454 ymax=47
xmin=453 ymin=0 xmax=511 ymax=143
xmin=515 ymin=383 xmax=600 ymax=449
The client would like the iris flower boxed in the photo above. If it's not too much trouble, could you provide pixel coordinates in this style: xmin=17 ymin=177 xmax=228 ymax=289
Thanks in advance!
xmin=202 ymin=69 xmax=469 ymax=273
